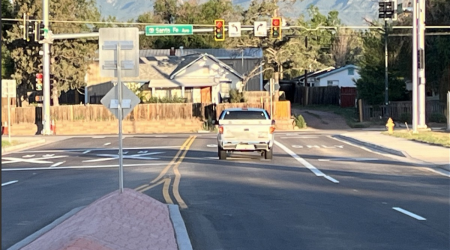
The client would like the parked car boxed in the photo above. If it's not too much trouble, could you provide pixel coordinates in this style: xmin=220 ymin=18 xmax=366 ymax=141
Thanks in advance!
xmin=215 ymin=107 xmax=275 ymax=160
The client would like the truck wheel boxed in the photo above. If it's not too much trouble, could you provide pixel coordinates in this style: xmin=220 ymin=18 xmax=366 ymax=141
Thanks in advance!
xmin=218 ymin=147 xmax=227 ymax=160
xmin=264 ymin=148 xmax=273 ymax=160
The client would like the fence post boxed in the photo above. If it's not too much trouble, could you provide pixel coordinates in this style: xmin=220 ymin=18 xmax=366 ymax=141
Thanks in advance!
xmin=358 ymin=99 xmax=363 ymax=122
xmin=447 ymin=91 xmax=450 ymax=131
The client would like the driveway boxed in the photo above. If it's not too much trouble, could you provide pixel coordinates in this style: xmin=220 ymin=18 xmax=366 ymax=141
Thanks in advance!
xmin=292 ymin=108 xmax=351 ymax=130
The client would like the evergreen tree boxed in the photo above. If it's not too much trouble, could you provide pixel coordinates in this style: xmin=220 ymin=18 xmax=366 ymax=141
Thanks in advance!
xmin=1 ymin=0 xmax=15 ymax=79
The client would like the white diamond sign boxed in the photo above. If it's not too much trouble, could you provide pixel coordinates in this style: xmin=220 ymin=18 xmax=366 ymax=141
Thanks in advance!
xmin=101 ymin=83 xmax=141 ymax=120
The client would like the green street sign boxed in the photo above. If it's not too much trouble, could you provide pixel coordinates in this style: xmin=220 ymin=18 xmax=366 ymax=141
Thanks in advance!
xmin=145 ymin=25 xmax=193 ymax=36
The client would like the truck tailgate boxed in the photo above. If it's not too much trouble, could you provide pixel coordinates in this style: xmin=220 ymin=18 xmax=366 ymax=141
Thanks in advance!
xmin=220 ymin=120 xmax=273 ymax=142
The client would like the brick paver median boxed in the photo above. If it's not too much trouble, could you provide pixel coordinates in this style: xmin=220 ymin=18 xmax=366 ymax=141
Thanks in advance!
xmin=22 ymin=188 xmax=178 ymax=250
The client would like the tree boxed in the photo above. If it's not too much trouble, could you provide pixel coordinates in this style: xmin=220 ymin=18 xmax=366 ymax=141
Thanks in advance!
xmin=5 ymin=0 xmax=101 ymax=106
xmin=355 ymin=29 xmax=407 ymax=105
xmin=1 ymin=0 xmax=14 ymax=79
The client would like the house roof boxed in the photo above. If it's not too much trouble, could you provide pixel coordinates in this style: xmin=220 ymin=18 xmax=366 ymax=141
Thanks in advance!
xmin=292 ymin=67 xmax=335 ymax=81
xmin=139 ymin=48 xmax=263 ymax=59
xmin=109 ymin=53 xmax=237 ymax=88
xmin=169 ymin=53 xmax=244 ymax=80
xmin=316 ymin=65 xmax=358 ymax=79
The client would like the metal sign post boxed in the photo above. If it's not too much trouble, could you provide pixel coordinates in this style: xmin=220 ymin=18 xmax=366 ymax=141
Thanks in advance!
xmin=99 ymin=28 xmax=139 ymax=193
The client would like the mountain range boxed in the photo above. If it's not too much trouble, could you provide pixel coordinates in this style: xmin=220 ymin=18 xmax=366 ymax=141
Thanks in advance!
xmin=96 ymin=0 xmax=404 ymax=26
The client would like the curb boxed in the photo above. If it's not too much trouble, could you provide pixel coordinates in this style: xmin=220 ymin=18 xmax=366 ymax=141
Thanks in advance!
xmin=7 ymin=206 xmax=85 ymax=250
xmin=169 ymin=204 xmax=193 ymax=250
xmin=1 ymin=139 xmax=47 ymax=155
xmin=332 ymin=134 xmax=408 ymax=157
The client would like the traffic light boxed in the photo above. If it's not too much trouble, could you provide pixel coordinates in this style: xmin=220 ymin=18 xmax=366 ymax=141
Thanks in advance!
xmin=35 ymin=22 xmax=45 ymax=41
xmin=214 ymin=19 xmax=225 ymax=41
xmin=36 ymin=73 xmax=43 ymax=91
xmin=379 ymin=1 xmax=395 ymax=19
xmin=27 ymin=16 xmax=36 ymax=42
xmin=271 ymin=18 xmax=282 ymax=39
xmin=23 ymin=14 xmax=35 ymax=41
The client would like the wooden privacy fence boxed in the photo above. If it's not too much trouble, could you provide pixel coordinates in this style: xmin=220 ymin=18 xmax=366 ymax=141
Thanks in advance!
xmin=214 ymin=101 xmax=291 ymax=120
xmin=293 ymin=86 xmax=340 ymax=105
xmin=2 ymin=101 xmax=292 ymax=124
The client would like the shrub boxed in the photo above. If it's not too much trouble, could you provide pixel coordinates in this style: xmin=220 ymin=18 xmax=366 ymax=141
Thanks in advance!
xmin=146 ymin=96 xmax=186 ymax=103
xmin=428 ymin=113 xmax=447 ymax=123
xmin=292 ymin=114 xmax=307 ymax=129
xmin=202 ymin=118 xmax=216 ymax=132
xmin=229 ymin=89 xmax=246 ymax=103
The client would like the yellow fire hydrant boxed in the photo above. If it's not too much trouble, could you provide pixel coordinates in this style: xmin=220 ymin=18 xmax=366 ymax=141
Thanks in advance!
xmin=386 ymin=117 xmax=395 ymax=134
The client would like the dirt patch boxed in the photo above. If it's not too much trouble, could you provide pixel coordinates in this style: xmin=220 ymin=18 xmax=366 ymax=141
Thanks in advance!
xmin=292 ymin=108 xmax=351 ymax=130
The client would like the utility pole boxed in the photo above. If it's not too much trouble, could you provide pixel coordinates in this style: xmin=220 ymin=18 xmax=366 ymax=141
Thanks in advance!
xmin=42 ymin=0 xmax=52 ymax=135
xmin=417 ymin=0 xmax=428 ymax=129
xmin=412 ymin=0 xmax=419 ymax=133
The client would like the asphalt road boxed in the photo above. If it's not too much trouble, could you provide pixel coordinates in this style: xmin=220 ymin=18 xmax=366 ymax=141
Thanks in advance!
xmin=2 ymin=133 xmax=449 ymax=250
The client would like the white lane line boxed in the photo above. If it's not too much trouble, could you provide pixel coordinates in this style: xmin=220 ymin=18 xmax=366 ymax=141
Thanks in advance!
xmin=82 ymin=150 xmax=91 ymax=154
xmin=50 ymin=161 xmax=65 ymax=168
xmin=92 ymin=136 xmax=106 ymax=138
xmin=2 ymin=163 xmax=166 ymax=171
xmin=280 ymin=136 xmax=318 ymax=139
xmin=324 ymin=175 xmax=339 ymax=183
xmin=104 ymin=143 xmax=111 ymax=146
xmin=207 ymin=144 xmax=217 ymax=147
xmin=392 ymin=207 xmax=426 ymax=220
xmin=21 ymin=146 xmax=180 ymax=153
xmin=318 ymin=158 xmax=379 ymax=162
xmin=2 ymin=180 xmax=18 ymax=186
xmin=274 ymin=140 xmax=339 ymax=183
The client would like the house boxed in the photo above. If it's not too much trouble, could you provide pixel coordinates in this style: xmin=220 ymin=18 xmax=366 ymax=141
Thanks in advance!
xmin=140 ymin=48 xmax=264 ymax=91
xmin=85 ymin=53 xmax=244 ymax=104
xmin=85 ymin=48 xmax=263 ymax=104
xmin=292 ymin=65 xmax=360 ymax=87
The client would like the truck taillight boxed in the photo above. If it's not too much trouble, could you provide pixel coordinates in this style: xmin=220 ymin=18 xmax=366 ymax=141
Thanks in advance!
xmin=269 ymin=125 xmax=275 ymax=134
xmin=219 ymin=126 xmax=224 ymax=134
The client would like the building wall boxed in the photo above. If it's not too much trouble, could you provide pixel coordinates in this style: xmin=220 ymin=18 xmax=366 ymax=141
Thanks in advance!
xmin=220 ymin=58 xmax=262 ymax=91
xmin=317 ymin=68 xmax=360 ymax=87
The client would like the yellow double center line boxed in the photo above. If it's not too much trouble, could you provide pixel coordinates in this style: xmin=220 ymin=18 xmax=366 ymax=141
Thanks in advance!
xmin=135 ymin=135 xmax=196 ymax=209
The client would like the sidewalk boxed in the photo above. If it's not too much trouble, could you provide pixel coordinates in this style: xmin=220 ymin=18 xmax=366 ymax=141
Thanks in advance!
xmin=333 ymin=130 xmax=450 ymax=173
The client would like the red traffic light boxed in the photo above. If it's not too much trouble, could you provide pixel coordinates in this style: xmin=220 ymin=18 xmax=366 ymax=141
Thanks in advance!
xmin=272 ymin=18 xmax=280 ymax=26
xmin=215 ymin=20 xmax=223 ymax=28
xmin=214 ymin=19 xmax=225 ymax=41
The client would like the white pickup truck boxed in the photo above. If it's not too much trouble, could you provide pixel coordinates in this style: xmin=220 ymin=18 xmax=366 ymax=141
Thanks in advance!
xmin=215 ymin=107 xmax=275 ymax=160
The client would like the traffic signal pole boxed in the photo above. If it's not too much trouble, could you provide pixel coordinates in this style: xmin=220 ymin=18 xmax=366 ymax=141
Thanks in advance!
xmin=42 ymin=0 xmax=52 ymax=135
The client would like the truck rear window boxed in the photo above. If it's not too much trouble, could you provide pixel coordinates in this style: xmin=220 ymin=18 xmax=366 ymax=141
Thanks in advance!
xmin=221 ymin=111 xmax=268 ymax=120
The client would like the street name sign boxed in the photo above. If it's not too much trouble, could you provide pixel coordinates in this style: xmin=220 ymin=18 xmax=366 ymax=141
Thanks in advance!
xmin=145 ymin=25 xmax=193 ymax=36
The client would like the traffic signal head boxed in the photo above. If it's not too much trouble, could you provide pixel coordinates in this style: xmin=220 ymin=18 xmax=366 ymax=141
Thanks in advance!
xmin=36 ymin=22 xmax=45 ymax=41
xmin=25 ymin=16 xmax=35 ymax=42
xmin=271 ymin=18 xmax=282 ymax=39
xmin=214 ymin=19 xmax=225 ymax=41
